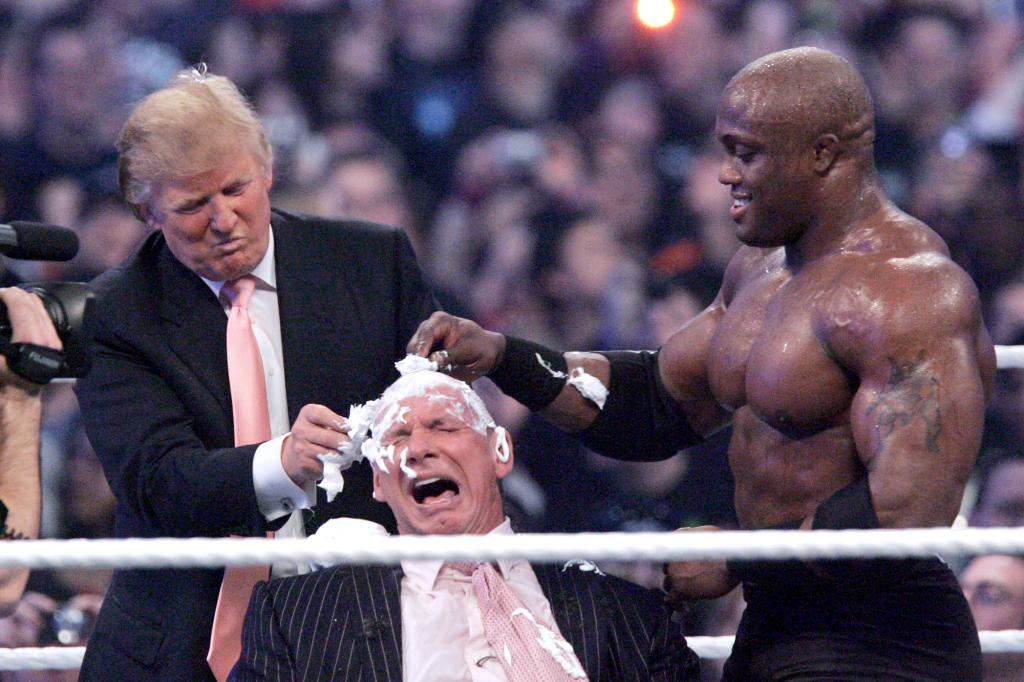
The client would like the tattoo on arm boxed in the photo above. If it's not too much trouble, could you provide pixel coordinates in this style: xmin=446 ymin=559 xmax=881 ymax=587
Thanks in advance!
xmin=0 ymin=526 xmax=27 ymax=540
xmin=864 ymin=351 xmax=942 ymax=453
xmin=0 ymin=500 xmax=27 ymax=540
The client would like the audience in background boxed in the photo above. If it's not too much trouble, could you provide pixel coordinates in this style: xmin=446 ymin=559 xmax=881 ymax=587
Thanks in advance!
xmin=971 ymin=458 xmax=1024 ymax=529
xmin=1 ymin=0 xmax=1023 ymax=662
xmin=962 ymin=555 xmax=1024 ymax=681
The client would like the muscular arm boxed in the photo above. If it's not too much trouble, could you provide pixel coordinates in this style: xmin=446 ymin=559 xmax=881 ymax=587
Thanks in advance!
xmin=408 ymin=299 xmax=729 ymax=462
xmin=0 ymin=289 xmax=62 ymax=614
xmin=405 ymin=251 xmax=770 ymax=460
xmin=833 ymin=259 xmax=994 ymax=529
xmin=539 ymin=298 xmax=728 ymax=437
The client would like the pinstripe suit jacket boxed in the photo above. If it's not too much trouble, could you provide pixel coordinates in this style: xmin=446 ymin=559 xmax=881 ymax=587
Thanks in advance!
xmin=229 ymin=563 xmax=700 ymax=681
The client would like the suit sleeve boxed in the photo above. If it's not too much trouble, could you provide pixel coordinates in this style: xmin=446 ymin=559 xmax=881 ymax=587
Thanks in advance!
xmin=644 ymin=605 xmax=701 ymax=682
xmin=601 ymin=576 xmax=701 ymax=682
xmin=74 ymin=311 xmax=266 ymax=538
xmin=229 ymin=581 xmax=298 ymax=682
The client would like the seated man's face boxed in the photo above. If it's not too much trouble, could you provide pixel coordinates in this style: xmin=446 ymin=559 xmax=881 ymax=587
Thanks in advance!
xmin=371 ymin=379 xmax=512 ymax=536
xmin=961 ymin=555 xmax=1024 ymax=631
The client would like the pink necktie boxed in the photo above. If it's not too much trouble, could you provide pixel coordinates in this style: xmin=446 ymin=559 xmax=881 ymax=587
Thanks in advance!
xmin=207 ymin=276 xmax=273 ymax=681
xmin=459 ymin=562 xmax=588 ymax=681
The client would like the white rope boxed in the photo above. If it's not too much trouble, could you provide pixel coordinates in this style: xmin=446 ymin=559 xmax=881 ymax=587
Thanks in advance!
xmin=6 ymin=528 xmax=1024 ymax=569
xmin=687 ymin=631 xmax=1024 ymax=659
xmin=980 ymin=630 xmax=1024 ymax=653
xmin=6 ymin=630 xmax=1024 ymax=669
xmin=0 ymin=647 xmax=84 ymax=670
xmin=5 ymin=343 xmax=1014 ymax=672
xmin=996 ymin=345 xmax=1024 ymax=369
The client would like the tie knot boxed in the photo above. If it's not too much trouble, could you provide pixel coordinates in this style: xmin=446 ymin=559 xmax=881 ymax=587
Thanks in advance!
xmin=444 ymin=561 xmax=480 ymax=577
xmin=223 ymin=275 xmax=257 ymax=309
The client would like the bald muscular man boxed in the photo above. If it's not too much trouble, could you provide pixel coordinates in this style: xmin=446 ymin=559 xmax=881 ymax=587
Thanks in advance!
xmin=408 ymin=47 xmax=995 ymax=680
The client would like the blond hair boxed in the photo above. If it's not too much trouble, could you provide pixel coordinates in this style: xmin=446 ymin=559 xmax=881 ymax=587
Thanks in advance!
xmin=117 ymin=65 xmax=272 ymax=216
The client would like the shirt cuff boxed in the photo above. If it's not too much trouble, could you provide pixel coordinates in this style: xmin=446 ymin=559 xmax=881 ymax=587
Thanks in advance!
xmin=252 ymin=433 xmax=316 ymax=521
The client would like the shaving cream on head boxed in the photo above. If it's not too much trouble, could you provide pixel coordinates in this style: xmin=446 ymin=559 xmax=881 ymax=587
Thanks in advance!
xmin=359 ymin=370 xmax=497 ymax=474
xmin=395 ymin=354 xmax=438 ymax=375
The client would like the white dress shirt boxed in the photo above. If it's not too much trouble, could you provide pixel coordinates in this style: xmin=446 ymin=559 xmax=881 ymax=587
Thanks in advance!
xmin=400 ymin=519 xmax=572 ymax=682
xmin=203 ymin=230 xmax=316 ymax=577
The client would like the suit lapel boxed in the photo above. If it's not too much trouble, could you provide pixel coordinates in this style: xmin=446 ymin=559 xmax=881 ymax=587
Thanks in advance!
xmin=155 ymin=241 xmax=232 ymax=421
xmin=272 ymin=213 xmax=399 ymax=534
xmin=273 ymin=213 xmax=374 ymax=422
xmin=273 ymin=214 xmax=328 ymax=423
xmin=535 ymin=563 xmax=607 ymax=680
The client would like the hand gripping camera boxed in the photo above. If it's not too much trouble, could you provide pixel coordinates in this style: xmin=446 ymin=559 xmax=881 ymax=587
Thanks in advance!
xmin=0 ymin=222 xmax=94 ymax=384
xmin=0 ymin=282 xmax=96 ymax=383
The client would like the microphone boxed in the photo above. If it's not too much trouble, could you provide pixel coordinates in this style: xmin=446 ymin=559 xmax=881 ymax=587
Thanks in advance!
xmin=0 ymin=222 xmax=79 ymax=261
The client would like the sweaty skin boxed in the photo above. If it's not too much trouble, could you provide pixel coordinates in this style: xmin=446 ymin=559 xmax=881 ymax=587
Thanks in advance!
xmin=407 ymin=48 xmax=996 ymax=602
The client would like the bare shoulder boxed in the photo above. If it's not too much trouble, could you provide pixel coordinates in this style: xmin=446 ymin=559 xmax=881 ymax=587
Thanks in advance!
xmin=819 ymin=214 xmax=985 ymax=371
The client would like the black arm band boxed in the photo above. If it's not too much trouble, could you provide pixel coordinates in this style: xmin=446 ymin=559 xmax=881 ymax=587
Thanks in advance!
xmin=580 ymin=350 xmax=702 ymax=461
xmin=728 ymin=480 xmax=891 ymax=587
xmin=806 ymin=476 xmax=887 ymax=584
xmin=725 ymin=519 xmax=808 ymax=584
xmin=487 ymin=335 xmax=567 ymax=411
xmin=811 ymin=475 xmax=880 ymax=530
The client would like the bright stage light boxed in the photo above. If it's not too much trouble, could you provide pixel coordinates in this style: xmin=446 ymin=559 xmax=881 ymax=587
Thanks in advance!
xmin=637 ymin=0 xmax=676 ymax=29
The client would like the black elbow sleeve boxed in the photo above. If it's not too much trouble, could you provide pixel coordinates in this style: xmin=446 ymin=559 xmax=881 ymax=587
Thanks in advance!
xmin=579 ymin=350 xmax=702 ymax=461
xmin=811 ymin=476 xmax=880 ymax=531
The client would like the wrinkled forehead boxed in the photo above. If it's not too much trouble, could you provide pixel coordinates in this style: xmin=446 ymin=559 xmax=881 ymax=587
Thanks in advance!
xmin=370 ymin=371 xmax=495 ymax=436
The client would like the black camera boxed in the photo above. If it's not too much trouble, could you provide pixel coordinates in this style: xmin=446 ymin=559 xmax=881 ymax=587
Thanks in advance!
xmin=0 ymin=281 xmax=95 ymax=383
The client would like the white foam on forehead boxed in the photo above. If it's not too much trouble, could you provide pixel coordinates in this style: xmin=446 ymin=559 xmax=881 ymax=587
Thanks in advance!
xmin=370 ymin=370 xmax=495 ymax=437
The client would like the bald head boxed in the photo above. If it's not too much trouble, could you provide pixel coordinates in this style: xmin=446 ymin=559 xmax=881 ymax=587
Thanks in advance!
xmin=723 ymin=47 xmax=874 ymax=152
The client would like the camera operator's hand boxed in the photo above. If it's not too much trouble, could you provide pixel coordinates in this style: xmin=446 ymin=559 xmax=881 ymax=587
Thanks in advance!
xmin=0 ymin=287 xmax=61 ymax=614
xmin=0 ymin=287 xmax=62 ymax=393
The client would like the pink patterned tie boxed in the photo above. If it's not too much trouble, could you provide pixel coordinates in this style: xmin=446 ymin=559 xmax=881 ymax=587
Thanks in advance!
xmin=207 ymin=275 xmax=273 ymax=681
xmin=461 ymin=562 xmax=588 ymax=681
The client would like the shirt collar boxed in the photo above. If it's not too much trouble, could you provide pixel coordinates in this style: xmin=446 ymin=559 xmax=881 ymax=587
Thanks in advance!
xmin=201 ymin=227 xmax=277 ymax=300
xmin=402 ymin=518 xmax=516 ymax=589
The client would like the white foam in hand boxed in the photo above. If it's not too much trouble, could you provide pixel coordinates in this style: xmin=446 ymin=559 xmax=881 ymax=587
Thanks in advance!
xmin=318 ymin=398 xmax=384 ymax=503
xmin=342 ymin=401 xmax=378 ymax=457
xmin=317 ymin=453 xmax=348 ymax=503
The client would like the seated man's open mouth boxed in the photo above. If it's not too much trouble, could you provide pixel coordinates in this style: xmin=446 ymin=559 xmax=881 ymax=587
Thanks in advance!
xmin=412 ymin=477 xmax=460 ymax=504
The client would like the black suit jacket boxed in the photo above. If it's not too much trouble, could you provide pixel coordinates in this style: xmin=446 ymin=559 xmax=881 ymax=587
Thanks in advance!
xmin=74 ymin=209 xmax=437 ymax=681
xmin=230 ymin=563 xmax=700 ymax=681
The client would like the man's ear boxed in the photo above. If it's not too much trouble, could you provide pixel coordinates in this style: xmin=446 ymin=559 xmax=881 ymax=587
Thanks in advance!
xmin=813 ymin=133 xmax=840 ymax=174
xmin=491 ymin=426 xmax=514 ymax=479
xmin=371 ymin=468 xmax=386 ymax=503
xmin=138 ymin=204 xmax=158 ymax=230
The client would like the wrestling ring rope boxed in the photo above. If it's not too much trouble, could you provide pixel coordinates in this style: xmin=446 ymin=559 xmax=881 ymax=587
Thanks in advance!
xmin=4 ymin=344 xmax=1024 ymax=670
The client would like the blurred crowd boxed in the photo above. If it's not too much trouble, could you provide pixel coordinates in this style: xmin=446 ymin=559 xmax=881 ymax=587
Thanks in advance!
xmin=1 ymin=0 xmax=1024 ymax=677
